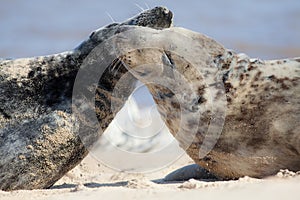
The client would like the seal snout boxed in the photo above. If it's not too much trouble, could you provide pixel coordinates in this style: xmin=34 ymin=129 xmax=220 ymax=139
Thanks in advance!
xmin=156 ymin=6 xmax=173 ymax=21
xmin=162 ymin=7 xmax=172 ymax=17
xmin=151 ymin=6 xmax=173 ymax=28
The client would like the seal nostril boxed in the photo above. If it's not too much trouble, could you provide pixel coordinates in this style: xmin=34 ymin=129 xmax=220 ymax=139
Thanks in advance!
xmin=165 ymin=9 xmax=173 ymax=20
xmin=163 ymin=8 xmax=169 ymax=15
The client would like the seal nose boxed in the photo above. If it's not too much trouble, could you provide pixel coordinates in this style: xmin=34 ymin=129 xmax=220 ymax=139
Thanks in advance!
xmin=154 ymin=6 xmax=173 ymax=20
xmin=162 ymin=7 xmax=170 ymax=15
xmin=162 ymin=7 xmax=173 ymax=19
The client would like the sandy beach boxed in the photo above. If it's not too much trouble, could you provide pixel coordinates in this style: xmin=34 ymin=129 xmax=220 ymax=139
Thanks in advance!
xmin=0 ymin=153 xmax=299 ymax=200
xmin=1 ymin=1 xmax=299 ymax=199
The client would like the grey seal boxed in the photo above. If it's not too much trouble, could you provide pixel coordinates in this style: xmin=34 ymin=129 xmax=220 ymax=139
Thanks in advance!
xmin=0 ymin=7 xmax=173 ymax=191
xmin=118 ymin=27 xmax=300 ymax=180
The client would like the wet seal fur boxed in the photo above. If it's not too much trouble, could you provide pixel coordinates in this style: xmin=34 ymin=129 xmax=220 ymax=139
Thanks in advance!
xmin=0 ymin=7 xmax=173 ymax=191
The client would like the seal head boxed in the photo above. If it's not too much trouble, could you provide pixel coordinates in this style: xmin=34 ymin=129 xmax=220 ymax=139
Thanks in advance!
xmin=123 ymin=6 xmax=173 ymax=29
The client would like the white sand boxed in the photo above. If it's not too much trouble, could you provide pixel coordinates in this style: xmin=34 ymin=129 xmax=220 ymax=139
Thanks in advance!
xmin=1 ymin=153 xmax=299 ymax=200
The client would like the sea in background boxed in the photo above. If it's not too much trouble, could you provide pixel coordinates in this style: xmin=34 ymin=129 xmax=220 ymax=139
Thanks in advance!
xmin=0 ymin=0 xmax=299 ymax=59
xmin=0 ymin=0 xmax=299 ymax=169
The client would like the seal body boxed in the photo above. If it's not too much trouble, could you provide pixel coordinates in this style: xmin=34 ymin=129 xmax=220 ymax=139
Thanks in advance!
xmin=159 ymin=53 xmax=300 ymax=179
xmin=119 ymin=27 xmax=300 ymax=179
xmin=195 ymin=55 xmax=300 ymax=179
xmin=0 ymin=7 xmax=173 ymax=190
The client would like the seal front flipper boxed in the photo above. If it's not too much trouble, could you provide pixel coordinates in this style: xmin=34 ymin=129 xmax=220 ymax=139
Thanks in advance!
xmin=164 ymin=164 xmax=218 ymax=182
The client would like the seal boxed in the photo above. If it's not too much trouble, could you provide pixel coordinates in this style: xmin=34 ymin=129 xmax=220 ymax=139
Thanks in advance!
xmin=118 ymin=27 xmax=300 ymax=180
xmin=164 ymin=164 xmax=217 ymax=182
xmin=0 ymin=7 xmax=173 ymax=191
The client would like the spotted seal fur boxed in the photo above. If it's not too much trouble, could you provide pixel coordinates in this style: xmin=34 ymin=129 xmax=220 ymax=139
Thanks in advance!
xmin=0 ymin=7 xmax=173 ymax=191
xmin=118 ymin=27 xmax=300 ymax=180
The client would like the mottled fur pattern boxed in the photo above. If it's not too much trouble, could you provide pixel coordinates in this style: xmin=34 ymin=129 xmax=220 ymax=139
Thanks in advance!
xmin=0 ymin=7 xmax=173 ymax=191
xmin=203 ymin=54 xmax=300 ymax=178
xmin=119 ymin=27 xmax=300 ymax=179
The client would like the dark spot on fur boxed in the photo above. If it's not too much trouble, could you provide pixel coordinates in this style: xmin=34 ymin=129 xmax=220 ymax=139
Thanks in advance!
xmin=240 ymin=106 xmax=247 ymax=115
xmin=202 ymin=156 xmax=212 ymax=162
xmin=222 ymin=71 xmax=230 ymax=83
xmin=226 ymin=95 xmax=232 ymax=103
xmin=0 ymin=108 xmax=11 ymax=119
xmin=197 ymin=96 xmax=206 ymax=104
xmin=268 ymin=75 xmax=296 ymax=90
xmin=66 ymin=54 xmax=72 ymax=61
xmin=250 ymin=84 xmax=259 ymax=88
xmin=49 ymin=56 xmax=54 ymax=63
xmin=222 ymin=63 xmax=230 ymax=70
xmin=213 ymin=54 xmax=232 ymax=70
xmin=198 ymin=85 xmax=206 ymax=96
xmin=234 ymin=65 xmax=244 ymax=71
xmin=254 ymin=71 xmax=262 ymax=81
xmin=239 ymin=74 xmax=244 ymax=82
xmin=28 ymin=70 xmax=35 ymax=78
xmin=213 ymin=54 xmax=222 ymax=64
xmin=224 ymin=82 xmax=233 ymax=93
xmin=268 ymin=75 xmax=276 ymax=80
xmin=171 ymin=101 xmax=180 ymax=109
xmin=247 ymin=65 xmax=257 ymax=71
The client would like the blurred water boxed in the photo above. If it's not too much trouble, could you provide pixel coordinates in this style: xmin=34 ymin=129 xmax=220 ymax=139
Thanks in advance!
xmin=0 ymin=0 xmax=299 ymax=59
xmin=0 ymin=1 xmax=299 ymax=159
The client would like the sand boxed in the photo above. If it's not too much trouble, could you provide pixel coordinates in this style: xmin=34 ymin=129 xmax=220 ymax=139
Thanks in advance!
xmin=1 ymin=152 xmax=299 ymax=200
